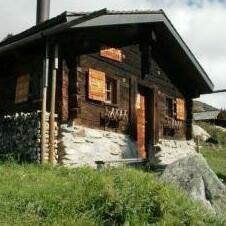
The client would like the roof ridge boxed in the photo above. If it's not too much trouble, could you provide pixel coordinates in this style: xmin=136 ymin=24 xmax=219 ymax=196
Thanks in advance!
xmin=65 ymin=11 xmax=89 ymax=16
xmin=107 ymin=9 xmax=164 ymax=15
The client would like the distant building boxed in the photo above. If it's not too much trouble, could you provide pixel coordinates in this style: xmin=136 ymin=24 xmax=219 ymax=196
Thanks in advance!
xmin=193 ymin=110 xmax=226 ymax=127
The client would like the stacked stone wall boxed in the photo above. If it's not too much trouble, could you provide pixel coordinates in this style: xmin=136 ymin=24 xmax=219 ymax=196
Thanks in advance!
xmin=59 ymin=125 xmax=138 ymax=167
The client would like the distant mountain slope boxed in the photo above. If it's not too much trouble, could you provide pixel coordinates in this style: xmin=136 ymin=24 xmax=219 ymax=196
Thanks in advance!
xmin=193 ymin=101 xmax=218 ymax=113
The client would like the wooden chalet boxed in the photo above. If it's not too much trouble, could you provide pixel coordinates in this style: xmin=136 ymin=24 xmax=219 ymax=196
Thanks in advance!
xmin=0 ymin=8 xmax=214 ymax=163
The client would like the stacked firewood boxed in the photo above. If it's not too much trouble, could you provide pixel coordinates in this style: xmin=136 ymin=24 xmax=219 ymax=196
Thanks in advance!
xmin=0 ymin=111 xmax=58 ymax=163
xmin=42 ymin=113 xmax=58 ymax=163
xmin=0 ymin=112 xmax=41 ymax=162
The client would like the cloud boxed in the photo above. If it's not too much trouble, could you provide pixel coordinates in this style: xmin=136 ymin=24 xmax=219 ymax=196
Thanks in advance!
xmin=0 ymin=0 xmax=226 ymax=109
xmin=157 ymin=0 xmax=226 ymax=109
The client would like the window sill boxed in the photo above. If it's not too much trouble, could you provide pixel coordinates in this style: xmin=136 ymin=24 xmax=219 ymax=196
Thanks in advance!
xmin=104 ymin=102 xmax=119 ymax=108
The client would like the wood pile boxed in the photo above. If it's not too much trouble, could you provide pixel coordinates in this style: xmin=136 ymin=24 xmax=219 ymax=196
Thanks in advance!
xmin=42 ymin=113 xmax=58 ymax=163
xmin=0 ymin=111 xmax=58 ymax=163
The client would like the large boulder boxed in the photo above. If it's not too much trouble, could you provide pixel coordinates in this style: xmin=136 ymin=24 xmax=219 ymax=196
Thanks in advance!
xmin=192 ymin=124 xmax=210 ymax=141
xmin=161 ymin=153 xmax=226 ymax=214
xmin=215 ymin=125 xmax=226 ymax=133
xmin=154 ymin=139 xmax=196 ymax=166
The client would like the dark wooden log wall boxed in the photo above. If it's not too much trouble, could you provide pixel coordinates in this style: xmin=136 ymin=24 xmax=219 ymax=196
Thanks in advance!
xmin=77 ymin=45 xmax=140 ymax=133
xmin=72 ymin=44 xmax=189 ymax=140
xmin=0 ymin=52 xmax=43 ymax=115
xmin=147 ymin=53 xmax=187 ymax=140
xmin=0 ymin=43 xmax=192 ymax=141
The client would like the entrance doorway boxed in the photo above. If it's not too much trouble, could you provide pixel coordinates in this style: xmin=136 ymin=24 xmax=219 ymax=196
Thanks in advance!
xmin=136 ymin=87 xmax=153 ymax=159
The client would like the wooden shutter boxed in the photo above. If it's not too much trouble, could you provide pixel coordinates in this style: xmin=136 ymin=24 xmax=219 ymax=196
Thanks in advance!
xmin=15 ymin=74 xmax=30 ymax=103
xmin=100 ymin=47 xmax=124 ymax=62
xmin=176 ymin=98 xmax=186 ymax=120
xmin=88 ymin=68 xmax=105 ymax=102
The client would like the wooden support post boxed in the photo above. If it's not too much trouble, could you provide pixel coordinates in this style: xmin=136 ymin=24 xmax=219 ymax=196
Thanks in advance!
xmin=41 ymin=41 xmax=49 ymax=164
xmin=129 ymin=76 xmax=137 ymax=140
xmin=49 ymin=44 xmax=58 ymax=164
xmin=153 ymin=88 xmax=160 ymax=145
xmin=197 ymin=136 xmax=200 ymax=153
xmin=67 ymin=57 xmax=78 ymax=123
xmin=186 ymin=98 xmax=193 ymax=140
xmin=60 ymin=60 xmax=69 ymax=123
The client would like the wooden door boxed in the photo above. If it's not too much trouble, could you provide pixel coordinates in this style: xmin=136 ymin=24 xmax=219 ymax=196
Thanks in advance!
xmin=136 ymin=93 xmax=146 ymax=158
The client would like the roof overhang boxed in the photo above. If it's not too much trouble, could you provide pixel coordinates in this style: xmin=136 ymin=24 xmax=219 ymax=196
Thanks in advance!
xmin=68 ymin=12 xmax=214 ymax=94
xmin=0 ymin=9 xmax=214 ymax=95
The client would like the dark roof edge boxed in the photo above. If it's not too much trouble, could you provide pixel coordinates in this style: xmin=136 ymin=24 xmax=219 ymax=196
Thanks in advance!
xmin=0 ymin=8 xmax=214 ymax=93
xmin=0 ymin=8 xmax=107 ymax=55
xmin=0 ymin=12 xmax=68 ymax=47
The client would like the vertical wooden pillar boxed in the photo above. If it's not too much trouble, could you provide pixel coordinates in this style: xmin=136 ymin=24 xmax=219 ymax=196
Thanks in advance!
xmin=66 ymin=57 xmax=78 ymax=123
xmin=153 ymin=88 xmax=160 ymax=145
xmin=59 ymin=60 xmax=69 ymax=123
xmin=49 ymin=44 xmax=58 ymax=164
xmin=186 ymin=98 xmax=193 ymax=140
xmin=41 ymin=41 xmax=49 ymax=163
xmin=129 ymin=76 xmax=137 ymax=140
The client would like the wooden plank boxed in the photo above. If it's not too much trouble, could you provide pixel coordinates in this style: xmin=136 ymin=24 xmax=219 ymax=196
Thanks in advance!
xmin=100 ymin=46 xmax=124 ymax=62
xmin=154 ymin=89 xmax=160 ymax=144
xmin=140 ymin=42 xmax=150 ymax=79
xmin=15 ymin=74 xmax=30 ymax=103
xmin=61 ymin=61 xmax=69 ymax=122
xmin=186 ymin=98 xmax=193 ymax=140
xmin=136 ymin=93 xmax=146 ymax=158
xmin=129 ymin=76 xmax=137 ymax=139
xmin=66 ymin=57 xmax=77 ymax=121
xmin=176 ymin=98 xmax=186 ymax=120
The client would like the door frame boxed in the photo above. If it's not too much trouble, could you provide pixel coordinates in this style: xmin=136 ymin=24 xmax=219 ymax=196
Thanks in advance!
xmin=137 ymin=85 xmax=154 ymax=159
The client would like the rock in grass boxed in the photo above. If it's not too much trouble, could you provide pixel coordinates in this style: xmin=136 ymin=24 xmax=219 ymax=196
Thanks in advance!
xmin=161 ymin=153 xmax=226 ymax=214
xmin=193 ymin=124 xmax=210 ymax=141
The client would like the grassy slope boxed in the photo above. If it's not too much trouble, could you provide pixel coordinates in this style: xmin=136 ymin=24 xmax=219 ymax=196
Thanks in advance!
xmin=201 ymin=148 xmax=226 ymax=184
xmin=0 ymin=164 xmax=225 ymax=226
xmin=196 ymin=121 xmax=226 ymax=183
xmin=196 ymin=121 xmax=226 ymax=146
xmin=193 ymin=101 xmax=218 ymax=113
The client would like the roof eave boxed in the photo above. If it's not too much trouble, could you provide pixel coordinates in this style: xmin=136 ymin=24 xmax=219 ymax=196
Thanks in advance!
xmin=0 ymin=9 xmax=214 ymax=94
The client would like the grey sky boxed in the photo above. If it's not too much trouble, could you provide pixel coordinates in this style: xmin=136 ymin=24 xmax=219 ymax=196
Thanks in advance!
xmin=0 ymin=0 xmax=225 ymax=109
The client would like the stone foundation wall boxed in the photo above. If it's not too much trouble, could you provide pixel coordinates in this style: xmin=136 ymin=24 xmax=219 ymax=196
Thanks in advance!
xmin=59 ymin=125 xmax=138 ymax=167
xmin=154 ymin=139 xmax=197 ymax=166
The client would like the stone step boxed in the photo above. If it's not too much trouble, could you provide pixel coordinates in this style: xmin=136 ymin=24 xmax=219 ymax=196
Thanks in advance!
xmin=95 ymin=158 xmax=146 ymax=169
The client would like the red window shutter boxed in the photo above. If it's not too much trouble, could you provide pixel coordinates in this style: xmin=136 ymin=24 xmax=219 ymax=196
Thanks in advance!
xmin=100 ymin=47 xmax=124 ymax=62
xmin=176 ymin=98 xmax=186 ymax=120
xmin=88 ymin=68 xmax=106 ymax=102
xmin=15 ymin=74 xmax=30 ymax=103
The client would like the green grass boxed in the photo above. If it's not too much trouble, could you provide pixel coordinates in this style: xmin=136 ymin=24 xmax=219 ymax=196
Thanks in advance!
xmin=201 ymin=147 xmax=226 ymax=184
xmin=195 ymin=122 xmax=226 ymax=183
xmin=0 ymin=164 xmax=225 ymax=226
